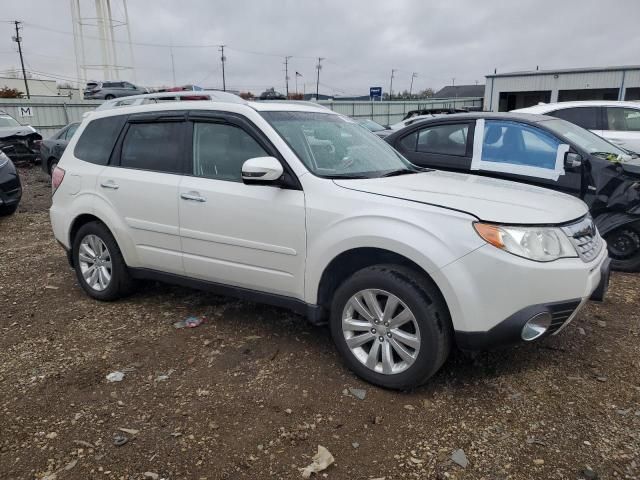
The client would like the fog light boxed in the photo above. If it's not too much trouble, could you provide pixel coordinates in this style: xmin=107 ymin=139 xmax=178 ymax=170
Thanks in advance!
xmin=521 ymin=312 xmax=552 ymax=341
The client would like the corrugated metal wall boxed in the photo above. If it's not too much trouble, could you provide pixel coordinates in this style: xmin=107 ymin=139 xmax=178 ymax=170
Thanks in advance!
xmin=0 ymin=96 xmax=482 ymax=139
xmin=0 ymin=97 xmax=101 ymax=138
xmin=319 ymin=97 xmax=483 ymax=125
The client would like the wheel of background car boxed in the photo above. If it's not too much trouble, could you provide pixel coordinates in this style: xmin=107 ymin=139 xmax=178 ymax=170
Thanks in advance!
xmin=330 ymin=264 xmax=451 ymax=389
xmin=605 ymin=225 xmax=640 ymax=272
xmin=72 ymin=221 xmax=136 ymax=300
xmin=0 ymin=203 xmax=18 ymax=216
xmin=48 ymin=160 xmax=57 ymax=176
xmin=104 ymin=94 xmax=115 ymax=100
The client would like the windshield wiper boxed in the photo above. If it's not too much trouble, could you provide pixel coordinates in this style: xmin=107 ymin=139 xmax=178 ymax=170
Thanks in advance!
xmin=380 ymin=167 xmax=431 ymax=177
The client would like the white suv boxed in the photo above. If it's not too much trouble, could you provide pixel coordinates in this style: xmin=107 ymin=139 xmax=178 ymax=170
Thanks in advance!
xmin=515 ymin=101 xmax=640 ymax=153
xmin=50 ymin=98 xmax=610 ymax=389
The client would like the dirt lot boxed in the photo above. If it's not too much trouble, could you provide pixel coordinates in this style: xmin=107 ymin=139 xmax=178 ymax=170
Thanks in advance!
xmin=1 ymin=166 xmax=639 ymax=480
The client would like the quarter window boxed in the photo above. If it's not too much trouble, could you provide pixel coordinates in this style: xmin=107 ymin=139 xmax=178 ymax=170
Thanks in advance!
xmin=549 ymin=107 xmax=600 ymax=130
xmin=416 ymin=124 xmax=468 ymax=156
xmin=74 ymin=115 xmax=126 ymax=165
xmin=120 ymin=122 xmax=184 ymax=173
xmin=192 ymin=122 xmax=268 ymax=182
xmin=605 ymin=107 xmax=640 ymax=132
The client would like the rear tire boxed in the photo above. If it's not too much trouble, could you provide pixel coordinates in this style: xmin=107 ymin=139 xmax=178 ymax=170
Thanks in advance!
xmin=330 ymin=264 xmax=452 ymax=390
xmin=0 ymin=204 xmax=18 ymax=216
xmin=606 ymin=225 xmax=640 ymax=272
xmin=72 ymin=221 xmax=136 ymax=300
xmin=104 ymin=94 xmax=115 ymax=100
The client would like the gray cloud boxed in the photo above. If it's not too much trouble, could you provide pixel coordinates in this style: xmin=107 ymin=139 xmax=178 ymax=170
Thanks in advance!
xmin=0 ymin=0 xmax=638 ymax=96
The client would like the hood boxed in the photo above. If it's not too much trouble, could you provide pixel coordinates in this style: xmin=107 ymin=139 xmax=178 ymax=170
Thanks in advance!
xmin=334 ymin=170 xmax=588 ymax=224
xmin=0 ymin=125 xmax=38 ymax=138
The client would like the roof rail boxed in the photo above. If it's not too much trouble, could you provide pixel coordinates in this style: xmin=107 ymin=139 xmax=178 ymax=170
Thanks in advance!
xmin=94 ymin=90 xmax=247 ymax=112
xmin=254 ymin=99 xmax=332 ymax=110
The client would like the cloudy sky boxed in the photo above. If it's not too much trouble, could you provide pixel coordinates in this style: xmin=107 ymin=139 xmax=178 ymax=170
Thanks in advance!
xmin=0 ymin=0 xmax=638 ymax=96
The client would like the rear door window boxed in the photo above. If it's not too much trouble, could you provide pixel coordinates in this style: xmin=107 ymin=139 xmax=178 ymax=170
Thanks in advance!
xmin=64 ymin=123 xmax=79 ymax=140
xmin=472 ymin=120 xmax=567 ymax=180
xmin=549 ymin=107 xmax=600 ymax=130
xmin=74 ymin=115 xmax=126 ymax=165
xmin=120 ymin=122 xmax=184 ymax=173
xmin=416 ymin=123 xmax=468 ymax=156
xmin=604 ymin=107 xmax=640 ymax=131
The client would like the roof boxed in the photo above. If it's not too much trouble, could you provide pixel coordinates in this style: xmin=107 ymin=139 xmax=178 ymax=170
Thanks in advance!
xmin=486 ymin=65 xmax=640 ymax=78
xmin=513 ymin=100 xmax=640 ymax=114
xmin=433 ymin=85 xmax=485 ymax=98
xmin=87 ymin=96 xmax=336 ymax=121
xmin=391 ymin=111 xmax=555 ymax=128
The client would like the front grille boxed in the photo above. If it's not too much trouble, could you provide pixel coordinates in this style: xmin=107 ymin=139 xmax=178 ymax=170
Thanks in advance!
xmin=547 ymin=300 xmax=581 ymax=334
xmin=562 ymin=216 xmax=603 ymax=262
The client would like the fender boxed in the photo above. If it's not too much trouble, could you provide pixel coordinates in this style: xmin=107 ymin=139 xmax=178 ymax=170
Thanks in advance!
xmin=594 ymin=211 xmax=640 ymax=236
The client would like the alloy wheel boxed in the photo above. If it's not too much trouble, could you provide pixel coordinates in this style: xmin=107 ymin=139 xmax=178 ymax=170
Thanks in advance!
xmin=78 ymin=234 xmax=112 ymax=291
xmin=341 ymin=289 xmax=421 ymax=375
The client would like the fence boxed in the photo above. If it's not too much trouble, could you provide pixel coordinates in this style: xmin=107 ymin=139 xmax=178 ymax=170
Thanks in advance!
xmin=318 ymin=97 xmax=483 ymax=125
xmin=0 ymin=97 xmax=101 ymax=138
xmin=0 ymin=96 xmax=483 ymax=138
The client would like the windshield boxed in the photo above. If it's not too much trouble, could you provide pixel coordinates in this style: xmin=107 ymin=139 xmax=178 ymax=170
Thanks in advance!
xmin=357 ymin=119 xmax=386 ymax=132
xmin=262 ymin=111 xmax=415 ymax=178
xmin=0 ymin=115 xmax=20 ymax=128
xmin=543 ymin=118 xmax=627 ymax=157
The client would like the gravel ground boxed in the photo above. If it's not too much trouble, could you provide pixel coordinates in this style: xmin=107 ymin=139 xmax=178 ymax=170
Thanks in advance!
xmin=1 ymin=165 xmax=639 ymax=480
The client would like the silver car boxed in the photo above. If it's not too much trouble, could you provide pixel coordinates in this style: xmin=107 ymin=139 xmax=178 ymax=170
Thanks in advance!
xmin=84 ymin=81 xmax=147 ymax=100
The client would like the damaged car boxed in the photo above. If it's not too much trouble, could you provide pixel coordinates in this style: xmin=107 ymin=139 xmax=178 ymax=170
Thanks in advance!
xmin=0 ymin=110 xmax=42 ymax=163
xmin=0 ymin=151 xmax=21 ymax=216
xmin=385 ymin=112 xmax=640 ymax=271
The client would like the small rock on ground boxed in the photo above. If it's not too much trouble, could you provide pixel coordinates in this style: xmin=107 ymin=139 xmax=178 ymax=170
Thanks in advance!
xmin=451 ymin=449 xmax=469 ymax=468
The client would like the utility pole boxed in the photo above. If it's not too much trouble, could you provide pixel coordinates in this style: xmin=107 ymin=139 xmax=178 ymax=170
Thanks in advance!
xmin=169 ymin=46 xmax=176 ymax=86
xmin=315 ymin=57 xmax=324 ymax=100
xmin=388 ymin=69 xmax=396 ymax=100
xmin=219 ymin=45 xmax=226 ymax=91
xmin=409 ymin=72 xmax=417 ymax=97
xmin=12 ymin=21 xmax=30 ymax=99
xmin=452 ymin=77 xmax=455 ymax=86
xmin=284 ymin=56 xmax=292 ymax=98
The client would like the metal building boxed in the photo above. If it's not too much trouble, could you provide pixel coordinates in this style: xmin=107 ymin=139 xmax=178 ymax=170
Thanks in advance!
xmin=484 ymin=65 xmax=640 ymax=111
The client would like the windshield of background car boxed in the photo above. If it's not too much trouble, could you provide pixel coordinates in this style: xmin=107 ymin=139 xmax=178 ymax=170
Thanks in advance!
xmin=543 ymin=118 xmax=627 ymax=157
xmin=0 ymin=115 xmax=20 ymax=128
xmin=262 ymin=111 xmax=412 ymax=178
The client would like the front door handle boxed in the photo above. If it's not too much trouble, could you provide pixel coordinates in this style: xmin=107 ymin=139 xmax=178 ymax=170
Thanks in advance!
xmin=100 ymin=180 xmax=119 ymax=190
xmin=180 ymin=192 xmax=207 ymax=202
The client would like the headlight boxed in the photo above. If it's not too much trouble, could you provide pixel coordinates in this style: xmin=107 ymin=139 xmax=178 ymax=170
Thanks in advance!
xmin=474 ymin=222 xmax=578 ymax=262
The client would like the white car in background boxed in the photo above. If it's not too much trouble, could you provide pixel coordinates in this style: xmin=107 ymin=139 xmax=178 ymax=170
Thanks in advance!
xmin=50 ymin=99 xmax=609 ymax=389
xmin=514 ymin=101 xmax=640 ymax=153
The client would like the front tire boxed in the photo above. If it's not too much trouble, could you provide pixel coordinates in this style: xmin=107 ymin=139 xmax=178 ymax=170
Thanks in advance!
xmin=0 ymin=204 xmax=18 ymax=216
xmin=606 ymin=224 xmax=640 ymax=272
xmin=72 ymin=221 xmax=135 ymax=300
xmin=330 ymin=265 xmax=452 ymax=390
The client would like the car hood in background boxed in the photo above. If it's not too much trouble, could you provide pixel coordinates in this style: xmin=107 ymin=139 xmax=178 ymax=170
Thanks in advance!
xmin=0 ymin=125 xmax=38 ymax=138
xmin=334 ymin=170 xmax=588 ymax=224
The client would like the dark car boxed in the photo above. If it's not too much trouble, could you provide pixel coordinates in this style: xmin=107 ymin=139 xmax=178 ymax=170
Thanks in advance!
xmin=84 ymin=81 xmax=147 ymax=100
xmin=385 ymin=112 xmax=640 ymax=271
xmin=40 ymin=122 xmax=80 ymax=175
xmin=0 ymin=110 xmax=41 ymax=163
xmin=259 ymin=88 xmax=286 ymax=100
xmin=0 ymin=152 xmax=21 ymax=216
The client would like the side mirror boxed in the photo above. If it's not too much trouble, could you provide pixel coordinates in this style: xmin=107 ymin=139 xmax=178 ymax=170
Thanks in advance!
xmin=564 ymin=152 xmax=583 ymax=169
xmin=241 ymin=156 xmax=284 ymax=184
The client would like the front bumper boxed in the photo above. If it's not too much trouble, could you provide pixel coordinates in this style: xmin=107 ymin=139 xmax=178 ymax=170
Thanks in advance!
xmin=432 ymin=239 xmax=610 ymax=351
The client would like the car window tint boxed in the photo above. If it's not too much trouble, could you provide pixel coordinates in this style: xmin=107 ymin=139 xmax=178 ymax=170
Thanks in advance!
xmin=120 ymin=122 xmax=183 ymax=173
xmin=398 ymin=132 xmax=418 ymax=151
xmin=192 ymin=122 xmax=268 ymax=182
xmin=74 ymin=115 xmax=126 ymax=165
xmin=549 ymin=107 xmax=599 ymax=130
xmin=416 ymin=124 xmax=468 ymax=155
xmin=482 ymin=120 xmax=561 ymax=169
xmin=65 ymin=123 xmax=79 ymax=140
xmin=605 ymin=107 xmax=640 ymax=132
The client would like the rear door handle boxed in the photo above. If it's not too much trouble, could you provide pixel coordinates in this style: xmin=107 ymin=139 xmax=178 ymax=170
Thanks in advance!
xmin=100 ymin=181 xmax=119 ymax=190
xmin=180 ymin=192 xmax=206 ymax=202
